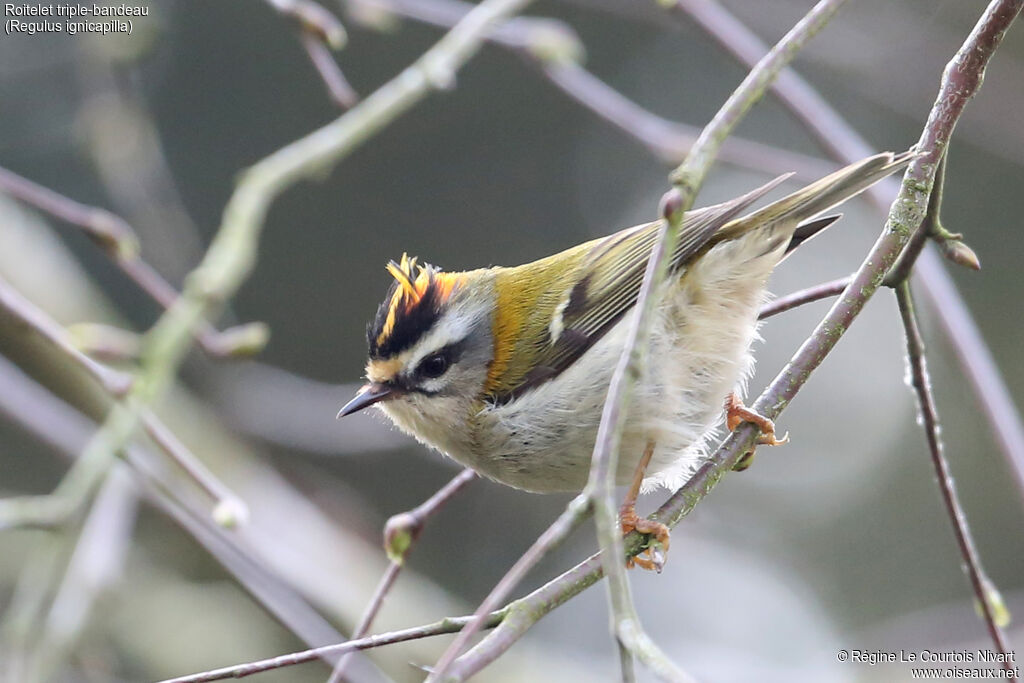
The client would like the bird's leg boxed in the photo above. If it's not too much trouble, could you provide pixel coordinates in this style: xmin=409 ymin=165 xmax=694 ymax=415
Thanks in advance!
xmin=619 ymin=441 xmax=670 ymax=572
xmin=725 ymin=391 xmax=789 ymax=471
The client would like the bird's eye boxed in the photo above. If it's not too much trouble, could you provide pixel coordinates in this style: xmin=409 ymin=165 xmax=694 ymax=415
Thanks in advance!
xmin=418 ymin=353 xmax=450 ymax=379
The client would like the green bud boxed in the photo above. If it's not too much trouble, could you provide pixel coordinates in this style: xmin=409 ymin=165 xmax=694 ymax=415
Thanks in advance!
xmin=384 ymin=512 xmax=419 ymax=565
xmin=67 ymin=322 xmax=142 ymax=361
xmin=213 ymin=497 xmax=250 ymax=529
xmin=207 ymin=322 xmax=271 ymax=359
xmin=525 ymin=23 xmax=585 ymax=65
xmin=87 ymin=209 xmax=139 ymax=261
xmin=974 ymin=577 xmax=1011 ymax=628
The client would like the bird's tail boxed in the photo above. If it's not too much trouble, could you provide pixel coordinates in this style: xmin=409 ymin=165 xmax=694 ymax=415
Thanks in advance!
xmin=721 ymin=149 xmax=916 ymax=239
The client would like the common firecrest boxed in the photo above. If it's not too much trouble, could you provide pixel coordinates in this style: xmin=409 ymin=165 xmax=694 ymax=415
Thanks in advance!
xmin=339 ymin=151 xmax=911 ymax=562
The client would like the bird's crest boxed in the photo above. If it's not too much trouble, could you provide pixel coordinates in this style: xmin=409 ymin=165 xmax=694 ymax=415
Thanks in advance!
xmin=368 ymin=254 xmax=461 ymax=359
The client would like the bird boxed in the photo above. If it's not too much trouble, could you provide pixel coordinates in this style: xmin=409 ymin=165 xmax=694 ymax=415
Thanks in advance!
xmin=338 ymin=150 xmax=913 ymax=569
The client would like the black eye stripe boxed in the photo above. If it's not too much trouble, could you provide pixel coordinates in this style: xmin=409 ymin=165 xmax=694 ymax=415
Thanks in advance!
xmin=414 ymin=339 xmax=467 ymax=380
xmin=419 ymin=353 xmax=449 ymax=378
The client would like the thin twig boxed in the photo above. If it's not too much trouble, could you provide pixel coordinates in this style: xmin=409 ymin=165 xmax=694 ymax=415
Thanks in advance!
xmin=0 ymin=274 xmax=133 ymax=397
xmin=384 ymin=468 xmax=477 ymax=565
xmin=0 ymin=165 xmax=266 ymax=360
xmin=0 ymin=521 xmax=74 ymax=680
xmin=894 ymin=282 xmax=1015 ymax=675
xmin=0 ymin=495 xmax=75 ymax=531
xmin=300 ymin=31 xmax=360 ymax=109
xmin=8 ymin=4 xmax=533 ymax=674
xmin=327 ymin=564 xmax=401 ymax=683
xmin=670 ymin=0 xmax=1024 ymax=499
xmin=442 ymin=549 xmax=607 ymax=681
xmin=585 ymin=200 xmax=690 ymax=683
xmin=328 ymin=469 xmax=476 ymax=682
xmin=916 ymin=247 xmax=1024 ymax=496
xmin=758 ymin=275 xmax=852 ymax=320
xmin=0 ymin=278 xmax=130 ymax=539
xmin=158 ymin=609 xmax=509 ymax=683
xmin=140 ymin=415 xmax=249 ymax=527
xmin=346 ymin=0 xmax=836 ymax=179
xmin=0 ymin=166 xmax=138 ymax=259
xmin=586 ymin=1 xmax=849 ymax=680
xmin=8 ymin=0 xmax=534 ymax=592
xmin=267 ymin=0 xmax=347 ymax=45
xmin=427 ymin=494 xmax=592 ymax=681
xmin=0 ymin=355 xmax=348 ymax=674
xmin=0 ymin=274 xmax=247 ymax=528
xmin=538 ymin=59 xmax=835 ymax=178
xmin=271 ymin=0 xmax=360 ymax=110
xmin=32 ymin=470 xmax=138 ymax=682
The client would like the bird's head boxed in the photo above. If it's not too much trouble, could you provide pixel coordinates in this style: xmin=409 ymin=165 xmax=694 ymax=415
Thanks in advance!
xmin=338 ymin=254 xmax=496 ymax=427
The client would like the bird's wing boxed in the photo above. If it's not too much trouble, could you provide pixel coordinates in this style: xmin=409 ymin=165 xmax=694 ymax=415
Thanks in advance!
xmin=485 ymin=150 xmax=914 ymax=403
xmin=487 ymin=173 xmax=792 ymax=403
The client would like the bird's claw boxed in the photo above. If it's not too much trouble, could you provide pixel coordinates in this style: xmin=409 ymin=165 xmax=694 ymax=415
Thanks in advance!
xmin=725 ymin=392 xmax=789 ymax=471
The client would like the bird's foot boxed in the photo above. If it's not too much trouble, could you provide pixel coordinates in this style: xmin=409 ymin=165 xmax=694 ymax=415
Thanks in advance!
xmin=620 ymin=502 xmax=670 ymax=572
xmin=725 ymin=392 xmax=789 ymax=471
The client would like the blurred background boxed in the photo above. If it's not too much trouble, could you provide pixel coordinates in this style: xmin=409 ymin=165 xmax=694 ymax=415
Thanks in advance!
xmin=1 ymin=1 xmax=1023 ymax=681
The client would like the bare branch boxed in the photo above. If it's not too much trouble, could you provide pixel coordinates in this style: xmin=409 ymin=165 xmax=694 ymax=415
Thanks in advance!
xmin=347 ymin=0 xmax=837 ymax=179
xmin=327 ymin=563 xmax=402 ymax=683
xmin=383 ymin=468 xmax=476 ymax=565
xmin=0 ymin=275 xmax=133 ymax=398
xmin=0 ymin=275 xmax=246 ymax=527
xmin=670 ymin=0 xmax=1024 ymax=498
xmin=443 ymin=1 xmax=1023 ymax=675
xmin=894 ymin=282 xmax=1015 ymax=674
xmin=916 ymin=248 xmax=1024 ymax=495
xmin=0 ymin=355 xmax=348 ymax=674
xmin=328 ymin=469 xmax=476 ymax=682
xmin=584 ymin=1 xmax=849 ymax=679
xmin=267 ymin=0 xmax=347 ymax=47
xmin=585 ymin=197 xmax=692 ymax=683
xmin=300 ymin=31 xmax=360 ymax=108
xmin=538 ymin=60 xmax=835 ymax=179
xmin=758 ymin=275 xmax=852 ymax=320
xmin=0 ymin=165 xmax=268 ymax=360
xmin=32 ymin=470 xmax=138 ymax=682
xmin=883 ymin=154 xmax=949 ymax=287
xmin=268 ymin=0 xmax=360 ymax=109
xmin=0 ymin=166 xmax=137 ymax=259
xmin=139 ymin=416 xmax=249 ymax=528
xmin=157 ymin=609 xmax=508 ymax=683
xmin=428 ymin=494 xmax=591 ymax=680
xmin=443 ymin=549 xmax=606 ymax=680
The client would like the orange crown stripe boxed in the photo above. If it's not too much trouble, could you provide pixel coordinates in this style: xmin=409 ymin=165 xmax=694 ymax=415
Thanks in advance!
xmin=375 ymin=254 xmax=462 ymax=346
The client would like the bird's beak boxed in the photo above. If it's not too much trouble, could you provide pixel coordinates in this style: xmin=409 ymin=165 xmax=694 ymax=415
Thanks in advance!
xmin=337 ymin=383 xmax=397 ymax=418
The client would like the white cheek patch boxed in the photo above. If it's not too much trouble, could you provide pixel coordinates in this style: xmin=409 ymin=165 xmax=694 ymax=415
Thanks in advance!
xmin=401 ymin=308 xmax=476 ymax=380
